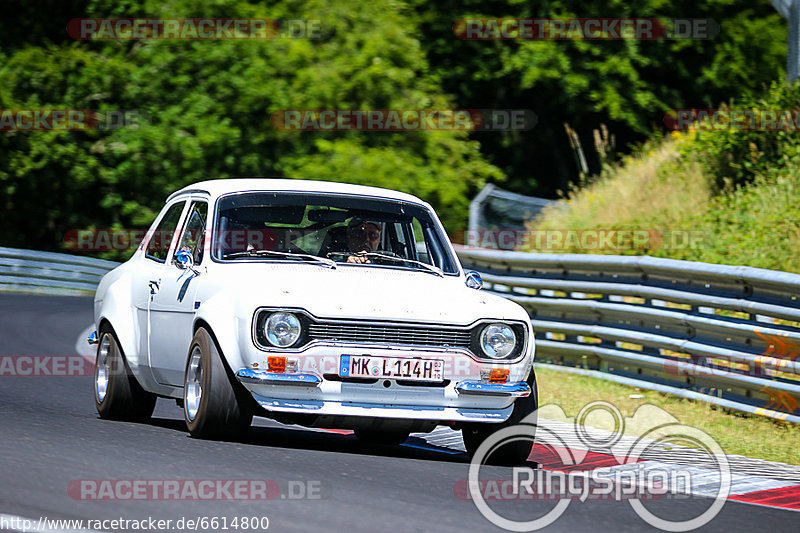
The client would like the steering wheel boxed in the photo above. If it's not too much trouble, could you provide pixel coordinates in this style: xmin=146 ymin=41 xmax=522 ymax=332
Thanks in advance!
xmin=374 ymin=249 xmax=399 ymax=257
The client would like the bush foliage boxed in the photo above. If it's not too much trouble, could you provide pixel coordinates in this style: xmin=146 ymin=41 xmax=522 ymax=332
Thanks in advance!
xmin=531 ymin=82 xmax=800 ymax=273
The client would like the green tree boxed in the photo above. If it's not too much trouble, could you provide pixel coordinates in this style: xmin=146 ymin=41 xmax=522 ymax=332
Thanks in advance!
xmin=410 ymin=0 xmax=787 ymax=196
xmin=0 ymin=0 xmax=501 ymax=257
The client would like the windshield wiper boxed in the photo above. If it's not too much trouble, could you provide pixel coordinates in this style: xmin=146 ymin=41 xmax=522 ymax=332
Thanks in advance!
xmin=226 ymin=249 xmax=336 ymax=269
xmin=335 ymin=251 xmax=443 ymax=277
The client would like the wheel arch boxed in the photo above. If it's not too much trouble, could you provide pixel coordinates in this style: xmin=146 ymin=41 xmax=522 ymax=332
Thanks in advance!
xmin=192 ymin=293 xmax=247 ymax=377
xmin=191 ymin=317 xmax=260 ymax=413
xmin=96 ymin=318 xmax=150 ymax=393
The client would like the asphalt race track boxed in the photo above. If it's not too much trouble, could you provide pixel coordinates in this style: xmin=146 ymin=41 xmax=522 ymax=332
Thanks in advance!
xmin=0 ymin=293 xmax=797 ymax=532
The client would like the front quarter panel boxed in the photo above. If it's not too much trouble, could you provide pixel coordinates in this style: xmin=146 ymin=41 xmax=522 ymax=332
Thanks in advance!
xmin=193 ymin=288 xmax=246 ymax=377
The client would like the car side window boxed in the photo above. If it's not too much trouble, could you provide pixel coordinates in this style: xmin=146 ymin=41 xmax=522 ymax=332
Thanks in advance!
xmin=145 ymin=202 xmax=185 ymax=263
xmin=411 ymin=218 xmax=430 ymax=264
xmin=176 ymin=201 xmax=208 ymax=264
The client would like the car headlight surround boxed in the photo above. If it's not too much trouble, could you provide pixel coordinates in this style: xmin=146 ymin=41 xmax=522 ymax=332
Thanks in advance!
xmin=479 ymin=323 xmax=517 ymax=359
xmin=265 ymin=312 xmax=302 ymax=347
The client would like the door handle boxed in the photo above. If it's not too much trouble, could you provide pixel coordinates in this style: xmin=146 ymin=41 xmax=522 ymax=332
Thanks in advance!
xmin=148 ymin=280 xmax=160 ymax=295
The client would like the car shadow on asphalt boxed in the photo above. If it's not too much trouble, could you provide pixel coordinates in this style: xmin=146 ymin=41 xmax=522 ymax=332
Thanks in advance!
xmin=146 ymin=415 xmax=531 ymax=466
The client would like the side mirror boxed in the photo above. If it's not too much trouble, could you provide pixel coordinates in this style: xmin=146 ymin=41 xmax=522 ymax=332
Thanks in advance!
xmin=174 ymin=249 xmax=199 ymax=276
xmin=465 ymin=271 xmax=483 ymax=290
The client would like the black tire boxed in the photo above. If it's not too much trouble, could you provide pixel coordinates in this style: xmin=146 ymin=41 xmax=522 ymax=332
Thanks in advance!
xmin=354 ymin=429 xmax=410 ymax=446
xmin=462 ymin=371 xmax=538 ymax=466
xmin=94 ymin=325 xmax=157 ymax=422
xmin=183 ymin=327 xmax=253 ymax=439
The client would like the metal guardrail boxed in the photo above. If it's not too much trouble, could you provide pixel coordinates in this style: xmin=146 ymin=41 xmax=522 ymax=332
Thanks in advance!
xmin=0 ymin=247 xmax=118 ymax=296
xmin=456 ymin=248 xmax=800 ymax=423
xmin=2 ymin=244 xmax=798 ymax=422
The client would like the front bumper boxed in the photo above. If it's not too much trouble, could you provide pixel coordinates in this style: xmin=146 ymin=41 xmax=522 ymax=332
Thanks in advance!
xmin=235 ymin=367 xmax=530 ymax=423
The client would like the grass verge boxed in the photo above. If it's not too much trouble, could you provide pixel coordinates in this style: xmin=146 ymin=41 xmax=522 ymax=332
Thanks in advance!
xmin=535 ymin=365 xmax=800 ymax=465
xmin=528 ymin=132 xmax=800 ymax=273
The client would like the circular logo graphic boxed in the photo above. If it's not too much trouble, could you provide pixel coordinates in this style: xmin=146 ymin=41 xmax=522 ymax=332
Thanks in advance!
xmin=468 ymin=421 xmax=574 ymax=531
xmin=467 ymin=403 xmax=731 ymax=532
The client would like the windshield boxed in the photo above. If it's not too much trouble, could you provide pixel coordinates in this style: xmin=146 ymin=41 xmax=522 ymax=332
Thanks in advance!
xmin=213 ymin=192 xmax=459 ymax=275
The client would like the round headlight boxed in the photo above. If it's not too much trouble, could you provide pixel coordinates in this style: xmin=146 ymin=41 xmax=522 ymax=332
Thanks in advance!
xmin=480 ymin=323 xmax=517 ymax=359
xmin=265 ymin=312 xmax=302 ymax=347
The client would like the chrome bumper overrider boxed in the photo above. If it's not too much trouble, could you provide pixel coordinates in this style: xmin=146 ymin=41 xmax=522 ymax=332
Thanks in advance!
xmin=249 ymin=393 xmax=514 ymax=422
xmin=236 ymin=368 xmax=321 ymax=386
xmin=455 ymin=381 xmax=531 ymax=397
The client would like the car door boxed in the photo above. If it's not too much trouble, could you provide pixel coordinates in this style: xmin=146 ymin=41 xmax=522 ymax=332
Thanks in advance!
xmin=134 ymin=200 xmax=187 ymax=384
xmin=147 ymin=198 xmax=209 ymax=387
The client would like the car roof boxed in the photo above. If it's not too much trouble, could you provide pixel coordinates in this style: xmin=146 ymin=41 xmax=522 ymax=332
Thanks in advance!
xmin=166 ymin=178 xmax=428 ymax=205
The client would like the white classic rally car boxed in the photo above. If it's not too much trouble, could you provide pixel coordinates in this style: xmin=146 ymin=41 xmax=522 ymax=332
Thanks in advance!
xmin=90 ymin=179 xmax=537 ymax=462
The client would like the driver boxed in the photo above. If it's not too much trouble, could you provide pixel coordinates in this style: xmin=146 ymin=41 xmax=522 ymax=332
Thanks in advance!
xmin=345 ymin=218 xmax=381 ymax=263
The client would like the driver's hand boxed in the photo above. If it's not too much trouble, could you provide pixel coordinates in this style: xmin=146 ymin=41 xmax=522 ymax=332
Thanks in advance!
xmin=347 ymin=252 xmax=371 ymax=264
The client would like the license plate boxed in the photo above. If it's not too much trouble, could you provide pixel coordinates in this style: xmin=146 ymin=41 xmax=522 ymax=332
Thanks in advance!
xmin=340 ymin=355 xmax=444 ymax=382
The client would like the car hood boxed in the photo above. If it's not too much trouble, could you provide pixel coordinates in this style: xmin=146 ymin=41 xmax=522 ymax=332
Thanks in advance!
xmin=204 ymin=262 xmax=527 ymax=325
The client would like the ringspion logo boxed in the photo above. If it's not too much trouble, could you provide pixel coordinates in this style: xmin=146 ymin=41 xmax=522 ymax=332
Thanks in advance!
xmin=454 ymin=470 xmax=672 ymax=502
xmin=466 ymin=401 xmax=730 ymax=531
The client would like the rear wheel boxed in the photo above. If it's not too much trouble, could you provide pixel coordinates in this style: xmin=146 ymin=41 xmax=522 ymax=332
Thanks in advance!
xmin=354 ymin=429 xmax=410 ymax=446
xmin=94 ymin=326 xmax=156 ymax=422
xmin=183 ymin=327 xmax=253 ymax=439
xmin=462 ymin=372 xmax=538 ymax=465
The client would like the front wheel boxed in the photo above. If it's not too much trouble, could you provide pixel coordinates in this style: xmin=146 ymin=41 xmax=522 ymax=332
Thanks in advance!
xmin=94 ymin=326 xmax=157 ymax=422
xmin=183 ymin=327 xmax=253 ymax=439
xmin=462 ymin=372 xmax=538 ymax=465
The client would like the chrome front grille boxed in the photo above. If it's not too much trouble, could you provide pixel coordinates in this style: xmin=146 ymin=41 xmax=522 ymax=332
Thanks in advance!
xmin=307 ymin=322 xmax=472 ymax=349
